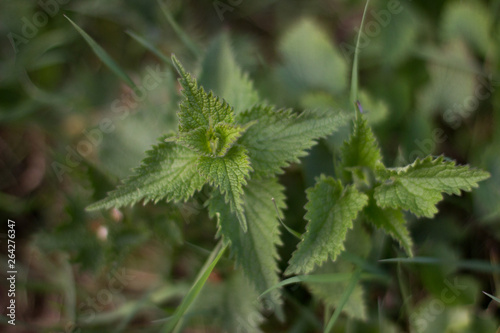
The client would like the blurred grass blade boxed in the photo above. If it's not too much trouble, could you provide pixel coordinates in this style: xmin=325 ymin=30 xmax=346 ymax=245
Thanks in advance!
xmin=272 ymin=197 xmax=302 ymax=239
xmin=157 ymin=0 xmax=201 ymax=57
xmin=161 ymin=241 xmax=227 ymax=333
xmin=350 ymin=0 xmax=371 ymax=106
xmin=379 ymin=257 xmax=441 ymax=264
xmin=126 ymin=30 xmax=171 ymax=64
xmin=482 ymin=291 xmax=500 ymax=303
xmin=65 ymin=15 xmax=136 ymax=88
xmin=323 ymin=268 xmax=362 ymax=333
xmin=380 ymin=257 xmax=500 ymax=273
xmin=260 ymin=273 xmax=352 ymax=298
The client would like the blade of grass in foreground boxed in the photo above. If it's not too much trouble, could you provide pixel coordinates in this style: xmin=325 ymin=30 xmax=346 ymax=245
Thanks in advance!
xmin=65 ymin=15 xmax=136 ymax=88
xmin=323 ymin=268 xmax=362 ymax=333
xmin=349 ymin=0 xmax=371 ymax=108
xmin=259 ymin=273 xmax=352 ymax=298
xmin=157 ymin=0 xmax=201 ymax=57
xmin=126 ymin=30 xmax=171 ymax=64
xmin=260 ymin=271 xmax=384 ymax=299
xmin=379 ymin=257 xmax=500 ymax=273
xmin=482 ymin=291 xmax=500 ymax=303
xmin=161 ymin=241 xmax=227 ymax=333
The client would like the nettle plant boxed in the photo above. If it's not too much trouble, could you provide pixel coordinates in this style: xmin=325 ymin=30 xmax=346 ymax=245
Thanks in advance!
xmin=80 ymin=5 xmax=490 ymax=330
xmin=88 ymin=54 xmax=490 ymax=322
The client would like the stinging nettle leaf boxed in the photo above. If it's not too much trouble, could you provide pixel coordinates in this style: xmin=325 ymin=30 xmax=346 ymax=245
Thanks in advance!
xmin=374 ymin=156 xmax=490 ymax=218
xmin=208 ymin=178 xmax=286 ymax=320
xmin=286 ymin=176 xmax=368 ymax=275
xmin=172 ymin=55 xmax=234 ymax=132
xmin=175 ymin=122 xmax=249 ymax=157
xmin=87 ymin=137 xmax=206 ymax=211
xmin=198 ymin=145 xmax=252 ymax=231
xmin=278 ymin=18 xmax=348 ymax=97
xmin=363 ymin=195 xmax=413 ymax=256
xmin=341 ymin=113 xmax=382 ymax=170
xmin=237 ymin=105 xmax=349 ymax=178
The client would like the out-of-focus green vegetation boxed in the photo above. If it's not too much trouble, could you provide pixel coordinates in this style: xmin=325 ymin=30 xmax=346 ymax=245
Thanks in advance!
xmin=0 ymin=0 xmax=499 ymax=332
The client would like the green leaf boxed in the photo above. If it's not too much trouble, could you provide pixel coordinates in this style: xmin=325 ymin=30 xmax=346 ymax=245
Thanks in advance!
xmin=278 ymin=18 xmax=348 ymax=97
xmin=208 ymin=178 xmax=286 ymax=320
xmin=440 ymin=1 xmax=491 ymax=55
xmin=175 ymin=122 xmax=248 ymax=157
xmin=199 ymin=33 xmax=260 ymax=113
xmin=199 ymin=146 xmax=252 ymax=231
xmin=286 ymin=176 xmax=368 ymax=275
xmin=87 ymin=138 xmax=205 ymax=211
xmin=374 ymin=156 xmax=491 ymax=218
xmin=417 ymin=41 xmax=477 ymax=117
xmin=172 ymin=55 xmax=234 ymax=133
xmin=341 ymin=113 xmax=382 ymax=170
xmin=238 ymin=105 xmax=348 ymax=178
xmin=363 ymin=195 xmax=413 ymax=256
xmin=65 ymin=15 xmax=136 ymax=88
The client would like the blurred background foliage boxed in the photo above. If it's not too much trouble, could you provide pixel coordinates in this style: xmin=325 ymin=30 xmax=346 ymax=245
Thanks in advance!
xmin=0 ymin=0 xmax=499 ymax=332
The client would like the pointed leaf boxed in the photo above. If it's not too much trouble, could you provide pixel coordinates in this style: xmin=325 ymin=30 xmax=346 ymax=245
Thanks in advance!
xmin=238 ymin=105 xmax=348 ymax=178
xmin=172 ymin=55 xmax=234 ymax=132
xmin=363 ymin=196 xmax=413 ymax=256
xmin=374 ymin=156 xmax=490 ymax=217
xmin=199 ymin=146 xmax=252 ymax=231
xmin=341 ymin=114 xmax=382 ymax=170
xmin=286 ymin=176 xmax=368 ymax=275
xmin=208 ymin=178 xmax=286 ymax=319
xmin=87 ymin=137 xmax=205 ymax=211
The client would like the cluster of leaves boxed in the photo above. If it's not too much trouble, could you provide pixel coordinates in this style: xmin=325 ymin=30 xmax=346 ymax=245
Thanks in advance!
xmin=88 ymin=55 xmax=348 ymax=314
xmin=6 ymin=0 xmax=498 ymax=331
xmin=88 ymin=52 xmax=490 ymax=328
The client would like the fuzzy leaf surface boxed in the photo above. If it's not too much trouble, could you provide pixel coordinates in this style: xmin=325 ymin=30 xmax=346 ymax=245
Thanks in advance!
xmin=363 ymin=196 xmax=413 ymax=256
xmin=172 ymin=55 xmax=233 ymax=132
xmin=374 ymin=156 xmax=490 ymax=217
xmin=176 ymin=123 xmax=247 ymax=157
xmin=199 ymin=146 xmax=252 ymax=231
xmin=286 ymin=176 xmax=368 ymax=275
xmin=238 ymin=105 xmax=348 ymax=178
xmin=87 ymin=138 xmax=205 ymax=211
xmin=341 ymin=114 xmax=382 ymax=170
xmin=208 ymin=178 xmax=285 ymax=319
